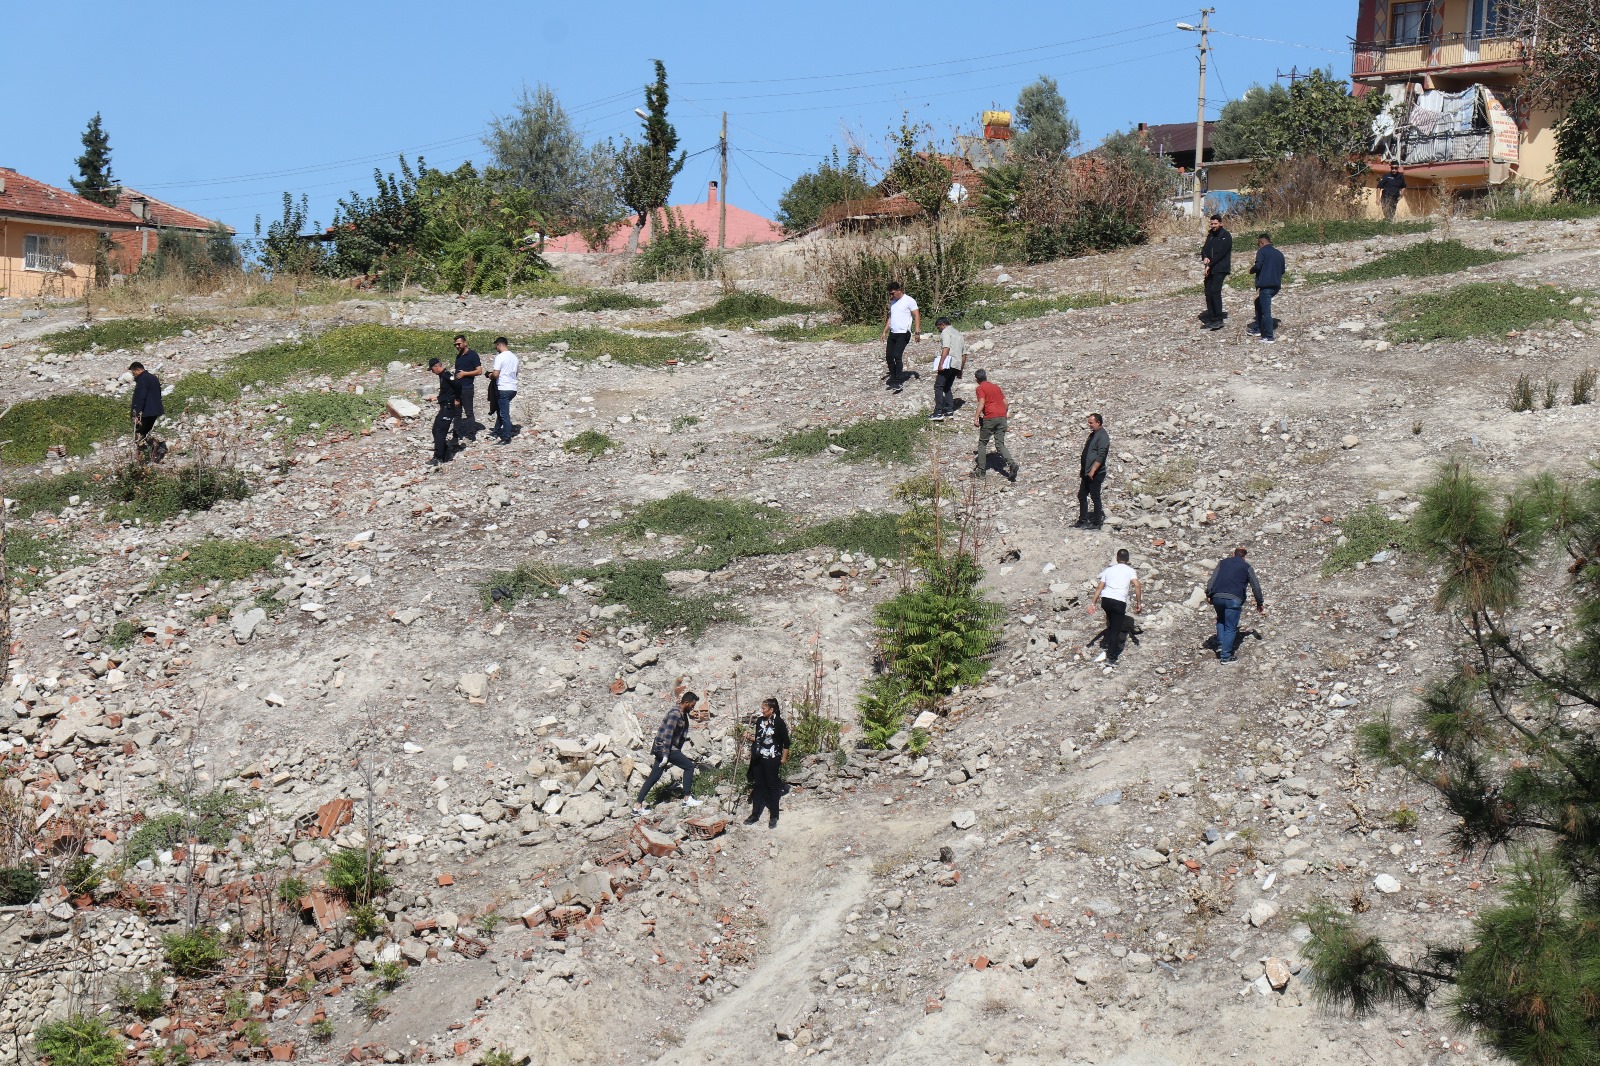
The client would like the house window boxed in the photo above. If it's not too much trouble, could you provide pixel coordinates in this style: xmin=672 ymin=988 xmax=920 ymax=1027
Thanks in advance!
xmin=1471 ymin=0 xmax=1521 ymax=38
xmin=23 ymin=233 xmax=69 ymax=272
xmin=1391 ymin=2 xmax=1434 ymax=45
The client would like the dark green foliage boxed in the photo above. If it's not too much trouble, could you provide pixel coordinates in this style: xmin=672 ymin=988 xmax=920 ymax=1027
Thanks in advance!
xmin=1271 ymin=218 xmax=1433 ymax=245
xmin=1306 ymin=461 xmax=1600 ymax=1064
xmin=976 ymin=162 xmax=1026 ymax=246
xmin=34 ymin=1014 xmax=125 ymax=1066
xmin=1023 ymin=206 xmax=1148 ymax=264
xmin=1322 ymin=506 xmax=1420 ymax=575
xmin=1014 ymin=142 xmax=1170 ymax=264
xmin=328 ymin=159 xmax=426 ymax=281
xmin=564 ymin=289 xmax=660 ymax=312
xmin=62 ymin=856 xmax=101 ymax=897
xmin=872 ymin=552 xmax=1000 ymax=710
xmin=115 ymin=980 xmax=166 ymax=1021
xmin=1314 ymin=239 xmax=1512 ymax=283
xmin=70 ymin=113 xmax=118 ymax=206
xmin=350 ymin=904 xmax=383 ymax=941
xmin=767 ymin=413 xmax=933 ymax=465
xmin=617 ymin=61 xmax=687 ymax=251
xmin=1554 ymin=89 xmax=1600 ymax=203
xmin=106 ymin=459 xmax=252 ymax=523
xmin=1012 ymin=76 xmax=1079 ymax=159
xmin=124 ymin=789 xmax=252 ymax=865
xmin=1210 ymin=83 xmax=1292 ymax=162
xmin=821 ymin=228 xmax=984 ymax=325
xmin=139 ymin=226 xmax=239 ymax=283
xmin=413 ymin=162 xmax=550 ymax=295
xmin=1390 ymin=283 xmax=1590 ymax=343
xmin=326 ymin=848 xmax=392 ymax=903
xmin=0 ymin=865 xmax=42 ymax=905
xmin=631 ymin=209 xmax=714 ymax=281
xmin=883 ymin=119 xmax=954 ymax=222
xmin=1258 ymin=69 xmax=1384 ymax=163
xmin=776 ymin=149 xmax=874 ymax=233
xmin=789 ymin=706 xmax=842 ymax=756
xmin=276 ymin=876 xmax=308 ymax=905
xmin=0 ymin=393 xmax=129 ymax=463
xmin=163 ymin=926 xmax=225 ymax=977
xmin=41 ymin=316 xmax=208 ymax=355
xmin=252 ymin=193 xmax=327 ymax=277
xmin=157 ymin=538 xmax=287 ymax=588
xmin=563 ymin=429 xmax=619 ymax=458
xmin=586 ymin=559 xmax=743 ymax=638
xmin=483 ymin=84 xmax=589 ymax=223
xmin=619 ymin=492 xmax=788 ymax=561
xmin=794 ymin=512 xmax=904 ymax=560
xmin=667 ymin=292 xmax=818 ymax=327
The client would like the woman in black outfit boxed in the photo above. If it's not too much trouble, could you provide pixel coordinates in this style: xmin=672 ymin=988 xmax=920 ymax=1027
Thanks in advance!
xmin=745 ymin=697 xmax=790 ymax=828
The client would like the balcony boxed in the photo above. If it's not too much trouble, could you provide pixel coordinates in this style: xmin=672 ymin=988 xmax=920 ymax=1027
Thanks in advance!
xmin=1352 ymin=32 xmax=1527 ymax=80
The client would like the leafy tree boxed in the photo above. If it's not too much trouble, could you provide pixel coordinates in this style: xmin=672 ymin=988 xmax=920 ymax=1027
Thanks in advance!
xmin=251 ymin=193 xmax=326 ymax=277
xmin=617 ymin=60 xmax=687 ymax=256
xmin=414 ymin=163 xmax=548 ymax=295
xmin=1259 ymin=68 xmax=1382 ymax=163
xmin=70 ymin=113 xmax=118 ymax=207
xmin=484 ymin=84 xmax=584 ymax=216
xmin=1554 ymin=89 xmax=1600 ymax=203
xmin=1507 ymin=0 xmax=1600 ymax=108
xmin=1012 ymin=75 xmax=1080 ymax=160
xmin=883 ymin=118 xmax=953 ymax=221
xmin=571 ymin=140 xmax=626 ymax=250
xmin=328 ymin=158 xmax=427 ymax=282
xmin=1210 ymin=83 xmax=1291 ymax=161
xmin=1306 ymin=461 xmax=1600 ymax=1066
xmin=775 ymin=148 xmax=873 ymax=233
xmin=1095 ymin=127 xmax=1183 ymax=196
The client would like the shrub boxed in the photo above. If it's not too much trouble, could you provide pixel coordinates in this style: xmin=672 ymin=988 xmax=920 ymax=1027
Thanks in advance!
xmin=350 ymin=903 xmax=383 ymax=940
xmin=106 ymin=458 xmax=252 ymax=523
xmin=1572 ymin=368 xmax=1596 ymax=406
xmin=157 ymin=538 xmax=287 ymax=589
xmin=276 ymin=392 xmax=384 ymax=434
xmin=310 ymin=1019 xmax=336 ymax=1042
xmin=766 ymin=413 xmax=932 ymax=465
xmin=276 ymin=876 xmax=308 ymax=905
xmin=1247 ymin=155 xmax=1366 ymax=222
xmin=107 ymin=620 xmax=142 ymax=650
xmin=7 ymin=472 xmax=102 ymax=519
xmin=34 ymin=1015 xmax=125 ymax=1066
xmin=374 ymin=960 xmax=406 ymax=990
xmin=124 ymin=789 xmax=252 ymax=865
xmin=0 ymin=865 xmax=43 ymax=905
xmin=872 ymin=552 xmax=1001 ymax=709
xmin=632 ymin=209 xmax=715 ymax=281
xmin=563 ymin=429 xmax=619 ymax=458
xmin=789 ymin=705 xmax=842 ymax=756
xmin=114 ymin=980 xmax=165 ymax=1021
xmin=564 ymin=289 xmax=659 ymax=312
xmin=481 ymin=560 xmax=563 ymax=608
xmin=162 ymin=926 xmax=225 ymax=976
xmin=325 ymin=848 xmax=391 ymax=903
xmin=62 ymin=856 xmax=101 ymax=897
xmin=819 ymin=226 xmax=985 ymax=325
xmin=1315 ymin=239 xmax=1512 ymax=283
xmin=40 ymin=317 xmax=209 ymax=355
xmin=1390 ymin=283 xmax=1591 ymax=343
xmin=1322 ymin=507 xmax=1419 ymax=576
xmin=1014 ymin=154 xmax=1165 ymax=264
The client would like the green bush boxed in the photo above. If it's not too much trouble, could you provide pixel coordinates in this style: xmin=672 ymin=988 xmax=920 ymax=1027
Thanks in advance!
xmin=40 ymin=317 xmax=208 ymax=355
xmin=0 ymin=394 xmax=128 ymax=463
xmin=374 ymin=960 xmax=407 ymax=990
xmin=1390 ymin=283 xmax=1591 ymax=343
xmin=872 ymin=553 xmax=1000 ymax=709
xmin=766 ymin=413 xmax=933 ymax=465
xmin=0 ymin=866 xmax=43 ymax=905
xmin=157 ymin=538 xmax=287 ymax=588
xmin=1271 ymin=218 xmax=1433 ymax=245
xmin=62 ymin=856 xmax=101 ymax=897
xmin=1315 ymin=239 xmax=1513 ymax=283
xmin=325 ymin=848 xmax=391 ymax=903
xmin=276 ymin=391 xmax=384 ymax=434
xmin=564 ymin=289 xmax=660 ymax=312
xmin=1023 ymin=204 xmax=1148 ymax=263
xmin=350 ymin=902 xmax=383 ymax=940
xmin=792 ymin=512 xmax=904 ymax=560
xmin=822 ymin=228 xmax=985 ymax=325
xmin=162 ymin=926 xmax=225 ymax=976
xmin=562 ymin=430 xmax=619 ymax=458
xmin=114 ymin=979 xmax=166 ymax=1021
xmin=789 ymin=706 xmax=842 ymax=756
xmin=632 ymin=209 xmax=716 ymax=281
xmin=34 ymin=1014 xmax=125 ymax=1066
xmin=480 ymin=560 xmax=564 ymax=608
xmin=124 ymin=789 xmax=252 ymax=865
xmin=107 ymin=619 xmax=142 ymax=649
xmin=106 ymin=459 xmax=251 ymax=523
xmin=584 ymin=560 xmax=743 ymax=639
xmin=665 ymin=292 xmax=818 ymax=327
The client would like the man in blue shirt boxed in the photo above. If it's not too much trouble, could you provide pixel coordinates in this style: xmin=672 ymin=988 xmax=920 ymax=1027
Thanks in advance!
xmin=451 ymin=334 xmax=484 ymax=440
xmin=1205 ymin=546 xmax=1266 ymax=664
xmin=1248 ymin=234 xmax=1286 ymax=344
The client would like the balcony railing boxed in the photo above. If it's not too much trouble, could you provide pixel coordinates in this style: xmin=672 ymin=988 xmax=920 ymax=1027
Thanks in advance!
xmin=1352 ymin=31 xmax=1527 ymax=78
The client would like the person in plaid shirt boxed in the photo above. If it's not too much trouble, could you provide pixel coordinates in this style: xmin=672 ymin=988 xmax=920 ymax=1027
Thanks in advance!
xmin=633 ymin=691 xmax=703 ymax=814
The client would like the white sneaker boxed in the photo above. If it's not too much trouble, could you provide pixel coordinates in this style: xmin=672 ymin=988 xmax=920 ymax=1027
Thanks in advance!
xmin=631 ymin=805 xmax=648 ymax=817
xmin=683 ymin=796 xmax=704 ymax=808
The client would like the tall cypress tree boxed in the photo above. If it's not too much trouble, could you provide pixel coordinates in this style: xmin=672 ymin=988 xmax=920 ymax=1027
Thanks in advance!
xmin=71 ymin=113 xmax=119 ymax=207
xmin=617 ymin=61 xmax=686 ymax=256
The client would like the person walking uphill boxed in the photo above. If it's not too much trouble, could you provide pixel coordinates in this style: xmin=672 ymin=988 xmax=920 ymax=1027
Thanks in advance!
xmin=1378 ymin=163 xmax=1408 ymax=222
xmin=128 ymin=362 xmax=164 ymax=462
xmin=1205 ymin=546 xmax=1266 ymax=664
xmin=930 ymin=316 xmax=964 ymax=420
xmin=971 ymin=369 xmax=1018 ymax=482
xmin=1075 ymin=413 xmax=1110 ymax=529
xmin=880 ymin=281 xmax=920 ymax=393
xmin=427 ymin=359 xmax=462 ymax=466
xmin=1199 ymin=214 xmax=1232 ymax=331
xmin=1248 ymin=234 xmax=1286 ymax=344
xmin=744 ymin=698 xmax=790 ymax=828
xmin=451 ymin=334 xmax=484 ymax=439
xmin=1090 ymin=548 xmax=1141 ymax=667
xmin=634 ymin=691 xmax=704 ymax=814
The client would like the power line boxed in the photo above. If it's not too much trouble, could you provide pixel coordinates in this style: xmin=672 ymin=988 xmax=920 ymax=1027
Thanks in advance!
xmin=1211 ymin=30 xmax=1345 ymax=56
xmin=727 ymin=153 xmax=775 ymax=217
xmin=735 ymin=148 xmax=797 ymax=185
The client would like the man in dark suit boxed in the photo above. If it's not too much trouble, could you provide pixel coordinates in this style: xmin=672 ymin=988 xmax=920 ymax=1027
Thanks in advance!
xmin=1199 ymin=215 xmax=1232 ymax=331
xmin=1248 ymin=234 xmax=1287 ymax=344
xmin=129 ymin=361 xmax=165 ymax=462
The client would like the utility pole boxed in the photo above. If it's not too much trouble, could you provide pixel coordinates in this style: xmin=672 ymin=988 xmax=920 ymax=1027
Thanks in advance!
xmin=719 ymin=112 xmax=729 ymax=250
xmin=1190 ymin=8 xmax=1213 ymax=227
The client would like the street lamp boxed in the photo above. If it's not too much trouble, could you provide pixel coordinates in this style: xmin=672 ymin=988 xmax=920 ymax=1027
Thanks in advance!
xmin=1177 ymin=10 xmax=1213 ymax=227
xmin=633 ymin=108 xmax=649 ymax=120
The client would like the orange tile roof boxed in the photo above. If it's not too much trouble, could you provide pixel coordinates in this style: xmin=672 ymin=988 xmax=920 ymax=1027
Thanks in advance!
xmin=0 ymin=168 xmax=139 ymax=228
xmin=116 ymin=188 xmax=234 ymax=234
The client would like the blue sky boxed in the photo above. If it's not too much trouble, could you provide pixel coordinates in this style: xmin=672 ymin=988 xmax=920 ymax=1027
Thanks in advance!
xmin=5 ymin=1 xmax=1356 ymax=237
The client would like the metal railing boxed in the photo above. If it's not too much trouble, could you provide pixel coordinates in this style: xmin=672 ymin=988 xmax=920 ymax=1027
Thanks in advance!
xmin=1351 ymin=30 xmax=1526 ymax=77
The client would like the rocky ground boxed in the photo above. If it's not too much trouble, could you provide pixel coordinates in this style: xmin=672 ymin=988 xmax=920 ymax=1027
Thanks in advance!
xmin=2 ymin=212 xmax=1599 ymax=1066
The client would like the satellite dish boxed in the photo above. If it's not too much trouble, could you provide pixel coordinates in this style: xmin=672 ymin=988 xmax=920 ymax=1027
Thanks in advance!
xmin=947 ymin=182 xmax=968 ymax=204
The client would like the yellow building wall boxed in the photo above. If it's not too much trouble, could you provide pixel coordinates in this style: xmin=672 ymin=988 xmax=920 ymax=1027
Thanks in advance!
xmin=1518 ymin=107 xmax=1560 ymax=192
xmin=0 ymin=220 xmax=100 ymax=298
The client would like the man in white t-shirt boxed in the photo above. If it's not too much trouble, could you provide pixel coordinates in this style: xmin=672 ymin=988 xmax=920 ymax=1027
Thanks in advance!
xmin=1089 ymin=548 xmax=1141 ymax=667
xmin=488 ymin=336 xmax=519 ymax=445
xmin=879 ymin=280 xmax=920 ymax=393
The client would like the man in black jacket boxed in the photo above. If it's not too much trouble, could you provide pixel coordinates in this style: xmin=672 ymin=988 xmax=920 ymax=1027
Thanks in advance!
xmin=129 ymin=362 xmax=164 ymax=462
xmin=1248 ymin=234 xmax=1286 ymax=343
xmin=1205 ymin=546 xmax=1266 ymax=663
xmin=1377 ymin=163 xmax=1408 ymax=222
xmin=1199 ymin=215 xmax=1232 ymax=331
xmin=427 ymin=358 xmax=461 ymax=466
xmin=1075 ymin=413 xmax=1110 ymax=530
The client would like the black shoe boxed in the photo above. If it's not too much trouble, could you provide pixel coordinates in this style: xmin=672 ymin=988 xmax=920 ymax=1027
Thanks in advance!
xmin=1005 ymin=462 xmax=1019 ymax=483
xmin=1207 ymin=321 xmax=1225 ymax=331
xmin=1073 ymin=519 xmax=1090 ymax=528
xmin=743 ymin=814 xmax=760 ymax=826
xmin=768 ymin=815 xmax=778 ymax=828
xmin=1246 ymin=325 xmax=1260 ymax=336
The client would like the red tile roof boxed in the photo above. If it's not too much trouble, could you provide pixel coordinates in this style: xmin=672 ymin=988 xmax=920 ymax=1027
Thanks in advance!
xmin=116 ymin=188 xmax=233 ymax=234
xmin=0 ymin=168 xmax=139 ymax=228
xmin=544 ymin=183 xmax=781 ymax=254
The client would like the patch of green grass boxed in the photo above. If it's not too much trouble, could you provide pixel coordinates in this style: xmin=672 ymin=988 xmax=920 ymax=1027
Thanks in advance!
xmin=563 ymin=429 xmax=620 ymax=458
xmin=6 ymin=530 xmax=81 ymax=592
xmin=125 ymin=788 xmax=254 ymax=865
xmin=620 ymin=492 xmax=788 ymax=560
xmin=586 ymin=559 xmax=744 ymax=639
xmin=565 ymin=289 xmax=661 ymax=312
xmin=1313 ymin=239 xmax=1513 ymax=284
xmin=671 ymin=415 xmax=700 ymax=432
xmin=0 ymin=394 xmax=129 ymax=463
xmin=34 ymin=1014 xmax=125 ymax=1066
xmin=115 ymin=979 xmax=166 ymax=1021
xmin=275 ymin=391 xmax=384 ymax=434
xmin=106 ymin=458 xmax=252 ymax=523
xmin=0 ymin=866 xmax=42 ymax=905
xmin=658 ymin=292 xmax=819 ymax=328
xmin=108 ymin=619 xmax=142 ymax=649
xmin=956 ymin=284 xmax=1123 ymax=326
xmin=1390 ymin=282 xmax=1591 ymax=343
xmin=510 ymin=276 xmax=592 ymax=299
xmin=533 ymin=326 xmax=706 ymax=366
xmin=480 ymin=559 xmax=564 ymax=608
xmin=157 ymin=538 xmax=288 ymax=589
xmin=1481 ymin=200 xmax=1600 ymax=223
xmin=40 ymin=316 xmax=208 ymax=354
xmin=1323 ymin=506 xmax=1420 ymax=576
xmin=163 ymin=926 xmax=226 ymax=977
xmin=6 ymin=471 xmax=103 ymax=518
xmin=763 ymin=320 xmax=882 ymax=344
xmin=790 ymin=511 xmax=904 ymax=559
xmin=767 ymin=412 xmax=935 ymax=465
xmin=1270 ymin=218 xmax=1434 ymax=245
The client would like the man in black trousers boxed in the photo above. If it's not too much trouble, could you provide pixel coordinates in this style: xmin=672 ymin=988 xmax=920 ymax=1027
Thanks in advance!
xmin=128 ymin=362 xmax=165 ymax=462
xmin=427 ymin=358 xmax=461 ymax=466
xmin=1199 ymin=214 xmax=1232 ymax=331
xmin=451 ymin=334 xmax=484 ymax=439
xmin=1075 ymin=413 xmax=1110 ymax=530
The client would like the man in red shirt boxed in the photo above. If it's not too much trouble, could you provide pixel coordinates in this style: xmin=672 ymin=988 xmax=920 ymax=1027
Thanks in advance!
xmin=971 ymin=369 xmax=1018 ymax=482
